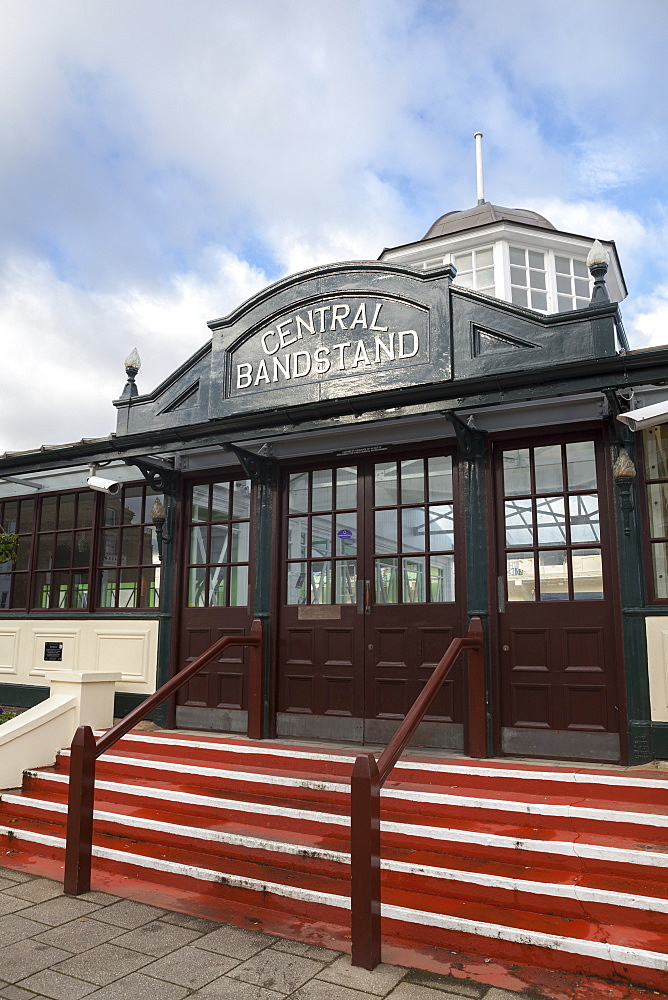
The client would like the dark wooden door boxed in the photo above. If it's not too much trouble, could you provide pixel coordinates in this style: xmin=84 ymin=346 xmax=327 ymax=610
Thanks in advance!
xmin=495 ymin=436 xmax=621 ymax=761
xmin=277 ymin=452 xmax=463 ymax=747
xmin=176 ymin=476 xmax=254 ymax=732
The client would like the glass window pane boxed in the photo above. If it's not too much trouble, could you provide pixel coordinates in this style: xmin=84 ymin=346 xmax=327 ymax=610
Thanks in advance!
xmin=529 ymin=270 xmax=546 ymax=290
xmin=191 ymin=486 xmax=210 ymax=522
xmin=531 ymin=291 xmax=547 ymax=311
xmin=647 ymin=483 xmax=668 ymax=536
xmin=209 ymin=566 xmax=226 ymax=606
xmin=12 ymin=573 xmax=28 ymax=609
xmin=310 ymin=561 xmax=332 ymax=604
xmin=287 ymin=517 xmax=308 ymax=559
xmin=476 ymin=248 xmax=493 ymax=267
xmin=375 ymin=509 xmax=397 ymax=554
xmin=375 ymin=462 xmax=397 ymax=506
xmin=37 ymin=535 xmax=55 ymax=570
xmin=54 ymin=532 xmax=72 ymax=569
xmin=507 ymin=552 xmax=535 ymax=602
xmin=573 ymin=259 xmax=589 ymax=278
xmin=287 ymin=562 xmax=307 ymax=604
xmin=455 ymin=272 xmax=473 ymax=288
xmin=428 ymin=455 xmax=453 ymax=501
xmin=190 ymin=525 xmax=208 ymax=564
xmin=211 ymin=482 xmax=230 ymax=521
xmin=0 ymin=574 xmax=10 ymax=609
xmin=402 ymin=507 xmax=426 ymax=553
xmin=574 ymin=278 xmax=589 ymax=298
xmin=534 ymin=445 xmax=563 ymax=493
xmin=651 ymin=543 xmax=668 ymax=599
xmin=505 ymin=498 xmax=533 ymax=546
xmin=118 ymin=569 xmax=138 ymax=608
xmin=122 ymin=488 xmax=144 ymax=525
xmin=511 ymin=287 xmax=528 ymax=307
xmin=15 ymin=536 xmax=31 ymax=571
xmin=58 ymin=495 xmax=76 ymax=530
xmin=231 ymin=521 xmax=249 ymax=563
xmin=402 ymin=556 xmax=426 ymax=603
xmin=375 ymin=557 xmax=398 ymax=604
xmin=555 ymin=256 xmax=570 ymax=274
xmin=336 ymin=466 xmax=357 ymax=509
xmin=312 ymin=470 xmax=332 ymax=512
xmin=289 ymin=473 xmax=309 ymax=513
xmin=536 ymin=496 xmax=566 ymax=545
xmin=477 ymin=267 xmax=494 ymax=287
xmin=401 ymin=459 xmax=424 ymax=504
xmin=230 ymin=564 xmax=249 ymax=606
xmin=232 ymin=481 xmax=251 ymax=519
xmin=556 ymin=274 xmax=572 ymax=294
xmin=430 ymin=553 xmax=455 ymax=602
xmin=336 ymin=560 xmax=357 ymax=604
xmin=121 ymin=526 xmax=141 ymax=566
xmin=510 ymin=266 xmax=527 ymax=286
xmin=558 ymin=294 xmax=572 ymax=312
xmin=566 ymin=441 xmax=597 ymax=490
xmin=18 ymin=499 xmax=35 ymax=533
xmin=73 ymin=531 xmax=91 ymax=568
xmin=76 ymin=493 xmax=94 ymax=529
xmin=335 ymin=512 xmax=356 ymax=555
xmin=210 ymin=524 xmax=229 ymax=564
xmin=539 ymin=550 xmax=568 ymax=601
xmin=99 ymin=570 xmax=116 ymax=608
xmin=33 ymin=571 xmax=52 ymax=608
xmin=575 ymin=297 xmax=589 ymax=310
xmin=139 ymin=567 xmax=159 ymax=608
xmin=40 ymin=496 xmax=58 ymax=531
xmin=528 ymin=251 xmax=544 ymax=269
xmin=644 ymin=427 xmax=668 ymax=480
xmin=429 ymin=504 xmax=454 ymax=550
xmin=503 ymin=449 xmax=531 ymax=496
xmin=570 ymin=494 xmax=600 ymax=543
xmin=454 ymin=252 xmax=472 ymax=270
xmin=573 ymin=548 xmax=603 ymax=599
xmin=509 ymin=247 xmax=525 ymax=266
xmin=100 ymin=529 xmax=119 ymax=567
xmin=2 ymin=502 xmax=18 ymax=533
xmin=311 ymin=514 xmax=332 ymax=557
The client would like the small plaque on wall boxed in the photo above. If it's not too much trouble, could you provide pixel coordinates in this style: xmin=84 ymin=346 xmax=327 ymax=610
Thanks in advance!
xmin=44 ymin=642 xmax=63 ymax=662
xmin=297 ymin=606 xmax=342 ymax=621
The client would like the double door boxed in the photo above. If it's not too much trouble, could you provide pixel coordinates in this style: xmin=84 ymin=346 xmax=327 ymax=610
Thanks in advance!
xmin=277 ymin=452 xmax=465 ymax=747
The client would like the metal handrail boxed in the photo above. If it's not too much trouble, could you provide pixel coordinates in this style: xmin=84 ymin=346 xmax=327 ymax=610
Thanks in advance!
xmin=350 ymin=617 xmax=485 ymax=970
xmin=63 ymin=619 xmax=263 ymax=895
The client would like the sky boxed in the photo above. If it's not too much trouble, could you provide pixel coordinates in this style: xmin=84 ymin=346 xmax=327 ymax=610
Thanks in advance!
xmin=1 ymin=0 xmax=667 ymax=452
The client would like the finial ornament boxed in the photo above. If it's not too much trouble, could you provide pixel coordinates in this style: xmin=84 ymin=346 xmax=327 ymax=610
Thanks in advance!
xmin=613 ymin=448 xmax=636 ymax=479
xmin=121 ymin=348 xmax=141 ymax=399
xmin=586 ymin=239 xmax=610 ymax=303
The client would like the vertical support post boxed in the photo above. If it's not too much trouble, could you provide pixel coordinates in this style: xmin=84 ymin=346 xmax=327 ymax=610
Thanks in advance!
xmin=64 ymin=726 xmax=97 ymax=895
xmin=247 ymin=618 xmax=264 ymax=739
xmin=466 ymin=618 xmax=487 ymax=758
xmin=350 ymin=753 xmax=381 ymax=971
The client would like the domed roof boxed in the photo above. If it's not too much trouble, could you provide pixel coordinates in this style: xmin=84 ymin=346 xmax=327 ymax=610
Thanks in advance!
xmin=423 ymin=202 xmax=555 ymax=240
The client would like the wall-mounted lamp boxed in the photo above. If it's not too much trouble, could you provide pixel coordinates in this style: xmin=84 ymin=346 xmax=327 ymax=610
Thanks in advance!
xmin=151 ymin=498 xmax=171 ymax=561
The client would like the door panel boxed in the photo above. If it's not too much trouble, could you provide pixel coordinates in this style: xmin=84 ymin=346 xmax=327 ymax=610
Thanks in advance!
xmin=496 ymin=436 xmax=620 ymax=760
xmin=278 ymin=451 xmax=463 ymax=747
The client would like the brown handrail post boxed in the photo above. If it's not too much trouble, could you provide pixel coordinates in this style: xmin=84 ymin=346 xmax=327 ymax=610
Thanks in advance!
xmin=466 ymin=617 xmax=488 ymax=758
xmin=350 ymin=752 xmax=381 ymax=970
xmin=247 ymin=618 xmax=264 ymax=739
xmin=64 ymin=725 xmax=96 ymax=895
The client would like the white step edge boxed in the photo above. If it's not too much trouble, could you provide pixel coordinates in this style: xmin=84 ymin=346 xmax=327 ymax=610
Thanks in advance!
xmin=54 ymin=753 xmax=668 ymax=829
xmin=6 ymin=795 xmax=668 ymax=914
xmin=1 ymin=824 xmax=667 ymax=973
xmin=19 ymin=772 xmax=668 ymax=868
xmin=105 ymin=733 xmax=668 ymax=790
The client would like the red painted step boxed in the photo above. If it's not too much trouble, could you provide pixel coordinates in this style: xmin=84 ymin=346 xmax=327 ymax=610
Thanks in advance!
xmin=1 ymin=731 xmax=668 ymax=991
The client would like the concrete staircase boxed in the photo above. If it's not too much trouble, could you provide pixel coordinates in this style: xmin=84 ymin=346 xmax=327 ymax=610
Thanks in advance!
xmin=1 ymin=731 xmax=668 ymax=990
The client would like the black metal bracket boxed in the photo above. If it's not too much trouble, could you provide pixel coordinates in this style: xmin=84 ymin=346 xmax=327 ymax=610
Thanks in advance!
xmin=124 ymin=456 xmax=179 ymax=496
xmin=604 ymin=388 xmax=633 ymax=450
xmin=223 ymin=444 xmax=275 ymax=484
xmin=445 ymin=411 xmax=487 ymax=460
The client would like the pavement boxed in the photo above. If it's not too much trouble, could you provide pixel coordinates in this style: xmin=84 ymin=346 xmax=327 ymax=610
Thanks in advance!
xmin=0 ymin=865 xmax=664 ymax=1000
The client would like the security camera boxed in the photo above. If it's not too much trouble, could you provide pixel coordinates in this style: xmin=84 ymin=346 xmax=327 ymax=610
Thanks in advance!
xmin=87 ymin=476 xmax=121 ymax=494
xmin=617 ymin=399 xmax=668 ymax=432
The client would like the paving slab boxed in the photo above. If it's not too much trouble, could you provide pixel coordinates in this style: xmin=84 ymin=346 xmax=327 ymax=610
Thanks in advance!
xmin=0 ymin=868 xmax=36 ymax=883
xmin=387 ymin=984 xmax=477 ymax=1000
xmin=15 ymin=969 xmax=98 ymax=1000
xmin=0 ymin=986 xmax=38 ymax=1000
xmin=159 ymin=912 xmax=222 ymax=934
xmin=196 ymin=924 xmax=276 ymax=960
xmin=112 ymin=919 xmax=201 ymax=957
xmin=0 ymin=895 xmax=32 ymax=916
xmin=0 ymin=914 xmax=52 ymax=947
xmin=32 ymin=917 xmax=122 ymax=953
xmin=141 ymin=945 xmax=238 ymax=989
xmin=4 ymin=880 xmax=63 ymax=904
xmin=0 ymin=876 xmax=21 ymax=891
xmin=226 ymin=947 xmax=324 ymax=994
xmin=403 ymin=971 xmax=486 ymax=998
xmin=50 ymin=942 xmax=150 ymax=986
xmin=88 ymin=899 xmax=166 ymax=929
xmin=192 ymin=979 xmax=285 ymax=1000
xmin=77 ymin=971 xmax=190 ymax=1000
xmin=272 ymin=938 xmax=341 ymax=962
xmin=18 ymin=897 xmax=100 ymax=926
xmin=316 ymin=954 xmax=406 ymax=995
xmin=0 ymin=940 xmax=71 ymax=984
xmin=292 ymin=979 xmax=374 ymax=1000
xmin=76 ymin=891 xmax=120 ymax=906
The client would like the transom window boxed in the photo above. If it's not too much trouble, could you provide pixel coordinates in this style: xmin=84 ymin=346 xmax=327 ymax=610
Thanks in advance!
xmin=187 ymin=480 xmax=251 ymax=608
xmin=510 ymin=247 xmax=547 ymax=311
xmin=502 ymin=441 xmax=603 ymax=602
xmin=643 ymin=426 xmax=668 ymax=600
xmin=452 ymin=247 xmax=495 ymax=296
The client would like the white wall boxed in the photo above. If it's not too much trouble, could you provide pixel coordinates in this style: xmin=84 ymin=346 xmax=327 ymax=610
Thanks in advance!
xmin=646 ymin=617 xmax=668 ymax=723
xmin=0 ymin=618 xmax=159 ymax=695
